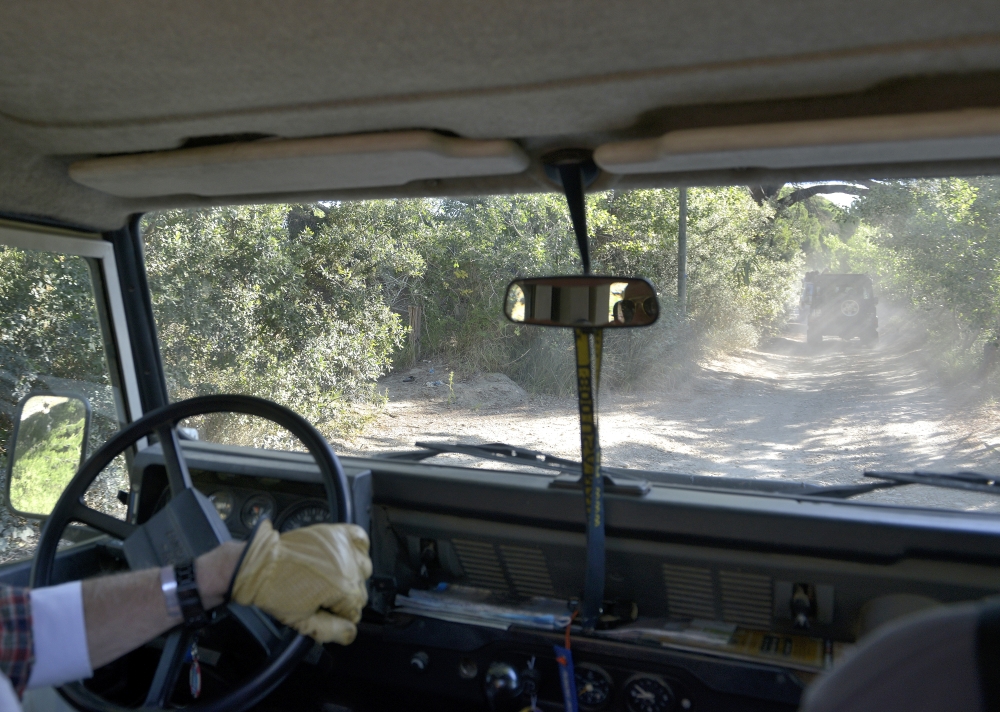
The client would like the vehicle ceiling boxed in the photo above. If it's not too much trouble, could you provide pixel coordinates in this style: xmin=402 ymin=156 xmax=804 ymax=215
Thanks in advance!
xmin=2 ymin=1 xmax=1000 ymax=230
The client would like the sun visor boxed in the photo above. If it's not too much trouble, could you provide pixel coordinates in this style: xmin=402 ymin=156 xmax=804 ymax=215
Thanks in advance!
xmin=69 ymin=131 xmax=530 ymax=198
xmin=594 ymin=109 xmax=1000 ymax=174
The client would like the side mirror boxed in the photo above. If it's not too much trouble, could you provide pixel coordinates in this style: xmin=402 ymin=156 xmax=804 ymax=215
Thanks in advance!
xmin=5 ymin=393 xmax=91 ymax=518
xmin=504 ymin=276 xmax=660 ymax=328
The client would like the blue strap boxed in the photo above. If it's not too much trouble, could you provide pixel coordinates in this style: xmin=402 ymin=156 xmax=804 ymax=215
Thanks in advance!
xmin=554 ymin=644 xmax=580 ymax=712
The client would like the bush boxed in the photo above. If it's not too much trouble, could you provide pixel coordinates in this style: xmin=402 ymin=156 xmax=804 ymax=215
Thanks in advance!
xmin=142 ymin=205 xmax=413 ymax=439
xmin=839 ymin=178 xmax=1000 ymax=383
xmin=138 ymin=189 xmax=807 ymax=417
xmin=0 ymin=247 xmax=118 ymax=470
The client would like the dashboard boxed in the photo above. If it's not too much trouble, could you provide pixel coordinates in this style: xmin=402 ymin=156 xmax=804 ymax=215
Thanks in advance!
xmin=129 ymin=439 xmax=1000 ymax=712
xmin=135 ymin=440 xmax=371 ymax=540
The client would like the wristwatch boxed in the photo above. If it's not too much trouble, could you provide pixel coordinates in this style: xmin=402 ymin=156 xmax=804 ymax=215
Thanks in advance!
xmin=160 ymin=561 xmax=209 ymax=627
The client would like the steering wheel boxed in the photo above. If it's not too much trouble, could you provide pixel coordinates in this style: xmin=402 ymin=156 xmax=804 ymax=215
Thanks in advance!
xmin=30 ymin=394 xmax=353 ymax=712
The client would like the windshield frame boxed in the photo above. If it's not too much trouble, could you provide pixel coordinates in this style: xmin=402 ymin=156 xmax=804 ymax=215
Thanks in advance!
xmin=0 ymin=221 xmax=144 ymax=441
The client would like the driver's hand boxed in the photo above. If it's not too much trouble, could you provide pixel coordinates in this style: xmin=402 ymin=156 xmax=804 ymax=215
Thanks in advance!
xmin=230 ymin=518 xmax=372 ymax=644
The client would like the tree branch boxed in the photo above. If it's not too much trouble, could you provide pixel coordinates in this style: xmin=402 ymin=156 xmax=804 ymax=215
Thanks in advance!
xmin=748 ymin=184 xmax=785 ymax=205
xmin=776 ymin=184 xmax=869 ymax=208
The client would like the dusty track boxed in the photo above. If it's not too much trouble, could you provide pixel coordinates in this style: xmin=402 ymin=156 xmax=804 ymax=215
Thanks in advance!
xmin=348 ymin=323 xmax=1000 ymax=513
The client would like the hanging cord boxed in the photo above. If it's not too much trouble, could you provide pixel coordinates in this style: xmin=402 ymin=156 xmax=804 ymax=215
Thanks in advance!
xmin=565 ymin=609 xmax=580 ymax=650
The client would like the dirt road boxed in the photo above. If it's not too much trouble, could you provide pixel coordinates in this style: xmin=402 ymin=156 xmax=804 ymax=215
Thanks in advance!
xmin=348 ymin=322 xmax=1000 ymax=513
xmin=4 ymin=318 xmax=998 ymax=565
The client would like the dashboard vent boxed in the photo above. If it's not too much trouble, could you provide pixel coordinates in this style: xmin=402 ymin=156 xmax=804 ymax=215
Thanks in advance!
xmin=662 ymin=563 xmax=716 ymax=619
xmin=719 ymin=571 xmax=773 ymax=628
xmin=451 ymin=539 xmax=510 ymax=593
xmin=499 ymin=545 xmax=556 ymax=598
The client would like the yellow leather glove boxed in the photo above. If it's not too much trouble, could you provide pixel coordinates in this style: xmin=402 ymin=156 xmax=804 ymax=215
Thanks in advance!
xmin=231 ymin=518 xmax=372 ymax=644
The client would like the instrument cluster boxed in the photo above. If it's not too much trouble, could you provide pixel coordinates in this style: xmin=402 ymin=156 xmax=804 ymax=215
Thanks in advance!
xmin=573 ymin=663 xmax=690 ymax=712
xmin=203 ymin=485 xmax=330 ymax=535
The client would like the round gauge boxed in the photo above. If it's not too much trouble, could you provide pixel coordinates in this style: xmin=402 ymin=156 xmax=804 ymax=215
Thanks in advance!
xmin=207 ymin=490 xmax=234 ymax=521
xmin=575 ymin=663 xmax=613 ymax=711
xmin=240 ymin=494 xmax=276 ymax=529
xmin=623 ymin=675 xmax=674 ymax=712
xmin=278 ymin=501 xmax=330 ymax=533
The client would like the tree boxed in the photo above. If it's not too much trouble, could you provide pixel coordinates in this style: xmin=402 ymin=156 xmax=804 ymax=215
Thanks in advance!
xmin=142 ymin=204 xmax=413 ymax=437
xmin=847 ymin=177 xmax=1000 ymax=342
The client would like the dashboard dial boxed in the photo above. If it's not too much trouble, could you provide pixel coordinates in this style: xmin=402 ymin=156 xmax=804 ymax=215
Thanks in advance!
xmin=208 ymin=490 xmax=234 ymax=520
xmin=241 ymin=494 xmax=276 ymax=529
xmin=623 ymin=675 xmax=674 ymax=712
xmin=575 ymin=663 xmax=613 ymax=711
xmin=278 ymin=501 xmax=330 ymax=533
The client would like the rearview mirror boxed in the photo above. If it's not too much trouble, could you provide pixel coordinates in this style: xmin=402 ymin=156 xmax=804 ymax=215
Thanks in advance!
xmin=504 ymin=276 xmax=659 ymax=328
xmin=5 ymin=393 xmax=91 ymax=517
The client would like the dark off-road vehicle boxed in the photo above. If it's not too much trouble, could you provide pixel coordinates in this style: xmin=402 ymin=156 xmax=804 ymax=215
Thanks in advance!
xmin=801 ymin=272 xmax=879 ymax=346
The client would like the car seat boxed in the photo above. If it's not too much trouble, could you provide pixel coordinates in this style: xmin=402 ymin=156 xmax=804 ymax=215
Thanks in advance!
xmin=800 ymin=601 xmax=999 ymax=712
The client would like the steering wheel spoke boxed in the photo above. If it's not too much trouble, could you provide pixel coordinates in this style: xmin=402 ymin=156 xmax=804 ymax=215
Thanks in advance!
xmin=156 ymin=423 xmax=195 ymax=495
xmin=145 ymin=628 xmax=195 ymax=707
xmin=227 ymin=603 xmax=285 ymax=656
xmin=70 ymin=501 xmax=135 ymax=541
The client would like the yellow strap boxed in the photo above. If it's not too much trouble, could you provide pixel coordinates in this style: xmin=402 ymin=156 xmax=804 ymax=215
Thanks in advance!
xmin=573 ymin=327 xmax=605 ymax=629
xmin=573 ymin=328 xmax=597 ymax=514
xmin=593 ymin=327 xmax=603 ymax=395
xmin=592 ymin=328 xmax=603 ymax=477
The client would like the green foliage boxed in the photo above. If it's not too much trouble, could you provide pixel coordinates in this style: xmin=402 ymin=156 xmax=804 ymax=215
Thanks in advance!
xmin=9 ymin=398 xmax=87 ymax=516
xmin=142 ymin=205 xmax=413 ymax=438
xmin=683 ymin=187 xmax=802 ymax=347
xmin=0 ymin=250 xmax=106 ymax=385
xmin=836 ymin=177 xmax=1000 ymax=380
xmin=0 ymin=247 xmax=113 ymax=466
xmin=772 ymin=196 xmax=854 ymax=268
xmin=849 ymin=178 xmax=1000 ymax=335
xmin=138 ymin=189 xmax=808 ymax=411
xmin=3 ymin=188 xmax=847 ymax=451
xmin=404 ymin=195 xmax=580 ymax=376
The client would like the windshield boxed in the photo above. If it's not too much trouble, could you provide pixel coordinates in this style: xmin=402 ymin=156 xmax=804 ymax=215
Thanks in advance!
xmin=142 ymin=178 xmax=1000 ymax=514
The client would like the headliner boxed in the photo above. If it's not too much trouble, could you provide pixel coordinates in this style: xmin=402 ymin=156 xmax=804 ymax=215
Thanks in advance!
xmin=2 ymin=1 xmax=1000 ymax=230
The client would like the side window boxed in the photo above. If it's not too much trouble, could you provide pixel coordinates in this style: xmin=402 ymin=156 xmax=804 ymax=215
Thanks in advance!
xmin=0 ymin=244 xmax=126 ymax=561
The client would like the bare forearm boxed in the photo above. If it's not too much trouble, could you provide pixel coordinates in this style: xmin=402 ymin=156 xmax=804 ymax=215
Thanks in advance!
xmin=82 ymin=542 xmax=245 ymax=669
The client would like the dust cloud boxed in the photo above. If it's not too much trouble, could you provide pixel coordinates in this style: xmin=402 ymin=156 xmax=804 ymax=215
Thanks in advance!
xmin=348 ymin=311 xmax=1000 ymax=514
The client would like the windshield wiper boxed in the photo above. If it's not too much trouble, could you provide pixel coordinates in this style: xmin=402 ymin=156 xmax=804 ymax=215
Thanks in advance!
xmin=379 ymin=441 xmax=895 ymax=499
xmin=384 ymin=441 xmax=648 ymax=495
xmin=866 ymin=470 xmax=1000 ymax=495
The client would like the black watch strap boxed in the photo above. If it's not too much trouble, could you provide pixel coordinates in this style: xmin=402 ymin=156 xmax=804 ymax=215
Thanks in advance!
xmin=174 ymin=561 xmax=209 ymax=628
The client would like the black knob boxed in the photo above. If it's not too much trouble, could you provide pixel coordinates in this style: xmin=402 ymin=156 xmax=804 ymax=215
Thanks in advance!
xmin=485 ymin=662 xmax=523 ymax=710
xmin=410 ymin=651 xmax=430 ymax=672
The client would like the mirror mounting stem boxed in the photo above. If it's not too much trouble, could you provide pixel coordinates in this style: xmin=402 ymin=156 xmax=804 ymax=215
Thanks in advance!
xmin=557 ymin=162 xmax=591 ymax=274
xmin=543 ymin=150 xmax=598 ymax=275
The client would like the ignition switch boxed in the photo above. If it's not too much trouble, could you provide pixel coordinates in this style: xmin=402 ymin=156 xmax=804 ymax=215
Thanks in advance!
xmin=520 ymin=657 xmax=541 ymax=699
xmin=410 ymin=651 xmax=430 ymax=673
xmin=419 ymin=539 xmax=439 ymax=578
xmin=791 ymin=584 xmax=816 ymax=629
